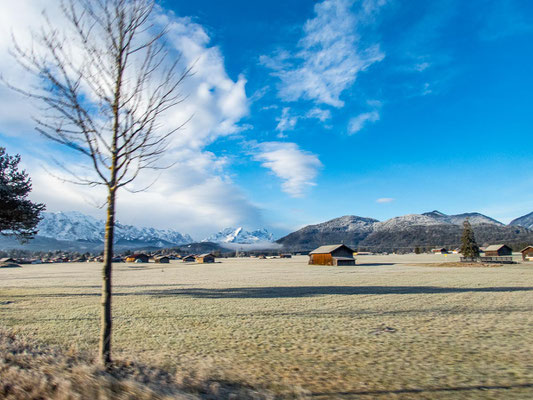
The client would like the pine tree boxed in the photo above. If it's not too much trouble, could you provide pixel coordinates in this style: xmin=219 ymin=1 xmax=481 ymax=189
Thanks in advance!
xmin=460 ymin=219 xmax=479 ymax=258
xmin=0 ymin=147 xmax=45 ymax=241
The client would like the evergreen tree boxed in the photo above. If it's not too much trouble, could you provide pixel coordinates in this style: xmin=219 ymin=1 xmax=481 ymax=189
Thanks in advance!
xmin=460 ymin=219 xmax=480 ymax=258
xmin=0 ymin=147 xmax=45 ymax=241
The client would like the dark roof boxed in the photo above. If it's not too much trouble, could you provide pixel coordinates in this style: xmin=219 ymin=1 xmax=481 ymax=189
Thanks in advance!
xmin=309 ymin=244 xmax=355 ymax=254
xmin=196 ymin=253 xmax=214 ymax=258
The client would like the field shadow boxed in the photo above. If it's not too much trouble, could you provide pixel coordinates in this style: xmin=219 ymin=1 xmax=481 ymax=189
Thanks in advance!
xmin=5 ymin=286 xmax=533 ymax=299
xmin=140 ymin=285 xmax=533 ymax=299
xmin=355 ymin=263 xmax=395 ymax=266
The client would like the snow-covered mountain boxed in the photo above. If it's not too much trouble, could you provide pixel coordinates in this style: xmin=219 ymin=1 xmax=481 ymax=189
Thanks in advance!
xmin=202 ymin=227 xmax=274 ymax=244
xmin=422 ymin=210 xmax=503 ymax=226
xmin=509 ymin=211 xmax=533 ymax=230
xmin=276 ymin=215 xmax=378 ymax=251
xmin=277 ymin=210 xmax=528 ymax=251
xmin=37 ymin=211 xmax=193 ymax=246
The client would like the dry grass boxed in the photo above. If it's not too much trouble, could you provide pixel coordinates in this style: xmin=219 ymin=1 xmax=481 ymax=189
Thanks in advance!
xmin=418 ymin=262 xmax=503 ymax=268
xmin=0 ymin=328 xmax=282 ymax=400
xmin=1 ymin=254 xmax=533 ymax=399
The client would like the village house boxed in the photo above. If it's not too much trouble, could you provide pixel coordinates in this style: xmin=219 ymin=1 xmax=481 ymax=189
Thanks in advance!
xmin=196 ymin=253 xmax=215 ymax=263
xmin=309 ymin=244 xmax=356 ymax=266
xmin=484 ymin=244 xmax=512 ymax=257
xmin=280 ymin=254 xmax=292 ymax=258
xmin=182 ymin=254 xmax=196 ymax=262
xmin=154 ymin=255 xmax=170 ymax=263
xmin=520 ymin=246 xmax=533 ymax=261
xmin=125 ymin=253 xmax=149 ymax=263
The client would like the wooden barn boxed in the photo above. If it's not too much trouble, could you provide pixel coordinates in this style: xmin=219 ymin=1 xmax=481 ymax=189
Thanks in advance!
xmin=521 ymin=246 xmax=533 ymax=261
xmin=125 ymin=253 xmax=149 ymax=263
xmin=309 ymin=244 xmax=355 ymax=266
xmin=154 ymin=256 xmax=170 ymax=263
xmin=196 ymin=253 xmax=215 ymax=263
xmin=182 ymin=254 xmax=196 ymax=262
xmin=280 ymin=254 xmax=292 ymax=258
xmin=484 ymin=244 xmax=512 ymax=257
xmin=431 ymin=248 xmax=448 ymax=254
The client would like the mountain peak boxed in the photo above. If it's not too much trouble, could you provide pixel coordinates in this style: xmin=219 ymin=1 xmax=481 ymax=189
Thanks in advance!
xmin=203 ymin=227 xmax=274 ymax=244
xmin=422 ymin=210 xmax=447 ymax=217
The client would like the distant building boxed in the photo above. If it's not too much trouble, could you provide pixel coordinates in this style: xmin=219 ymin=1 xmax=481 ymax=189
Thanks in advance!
xmin=196 ymin=253 xmax=215 ymax=263
xmin=309 ymin=244 xmax=356 ymax=266
xmin=431 ymin=248 xmax=448 ymax=254
xmin=154 ymin=256 xmax=170 ymax=263
xmin=484 ymin=244 xmax=512 ymax=257
xmin=280 ymin=254 xmax=292 ymax=258
xmin=125 ymin=253 xmax=149 ymax=263
xmin=0 ymin=258 xmax=16 ymax=264
xmin=521 ymin=246 xmax=533 ymax=261
xmin=182 ymin=255 xmax=196 ymax=262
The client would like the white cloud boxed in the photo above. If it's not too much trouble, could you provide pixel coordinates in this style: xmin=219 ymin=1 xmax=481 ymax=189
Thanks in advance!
xmin=252 ymin=142 xmax=322 ymax=197
xmin=260 ymin=0 xmax=385 ymax=107
xmin=0 ymin=1 xmax=263 ymax=237
xmin=275 ymin=107 xmax=299 ymax=136
xmin=348 ymin=110 xmax=380 ymax=134
xmin=414 ymin=62 xmax=431 ymax=71
xmin=376 ymin=197 xmax=394 ymax=204
xmin=306 ymin=108 xmax=332 ymax=122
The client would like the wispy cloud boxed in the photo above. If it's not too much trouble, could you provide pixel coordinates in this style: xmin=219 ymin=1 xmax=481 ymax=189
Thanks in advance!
xmin=260 ymin=0 xmax=386 ymax=108
xmin=306 ymin=108 xmax=332 ymax=122
xmin=348 ymin=111 xmax=380 ymax=134
xmin=252 ymin=142 xmax=322 ymax=197
xmin=275 ymin=107 xmax=299 ymax=136
xmin=479 ymin=0 xmax=533 ymax=41
xmin=376 ymin=197 xmax=394 ymax=204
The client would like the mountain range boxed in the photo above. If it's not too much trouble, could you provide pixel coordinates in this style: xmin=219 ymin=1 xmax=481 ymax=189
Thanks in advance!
xmin=2 ymin=209 xmax=533 ymax=253
xmin=277 ymin=210 xmax=533 ymax=251
xmin=0 ymin=211 xmax=275 ymax=252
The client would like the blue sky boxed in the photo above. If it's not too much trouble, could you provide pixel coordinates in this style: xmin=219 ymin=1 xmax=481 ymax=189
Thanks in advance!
xmin=1 ymin=0 xmax=533 ymax=238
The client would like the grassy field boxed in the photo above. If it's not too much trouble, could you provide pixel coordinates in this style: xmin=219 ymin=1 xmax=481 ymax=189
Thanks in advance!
xmin=1 ymin=254 xmax=533 ymax=399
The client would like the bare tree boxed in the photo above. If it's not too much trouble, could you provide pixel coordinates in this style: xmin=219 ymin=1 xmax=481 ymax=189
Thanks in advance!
xmin=7 ymin=0 xmax=191 ymax=366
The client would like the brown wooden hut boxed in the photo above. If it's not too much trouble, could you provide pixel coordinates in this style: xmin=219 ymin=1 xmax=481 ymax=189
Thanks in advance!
xmin=521 ymin=246 xmax=533 ymax=261
xmin=182 ymin=255 xmax=196 ymax=262
xmin=154 ymin=256 xmax=170 ymax=263
xmin=431 ymin=248 xmax=448 ymax=254
xmin=196 ymin=253 xmax=215 ymax=263
xmin=125 ymin=253 xmax=149 ymax=263
xmin=484 ymin=244 xmax=512 ymax=257
xmin=309 ymin=244 xmax=355 ymax=266
xmin=280 ymin=254 xmax=292 ymax=258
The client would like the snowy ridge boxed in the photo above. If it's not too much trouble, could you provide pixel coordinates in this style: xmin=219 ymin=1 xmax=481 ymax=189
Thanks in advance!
xmin=422 ymin=210 xmax=503 ymax=226
xmin=510 ymin=211 xmax=533 ymax=230
xmin=37 ymin=211 xmax=193 ymax=245
xmin=203 ymin=227 xmax=274 ymax=244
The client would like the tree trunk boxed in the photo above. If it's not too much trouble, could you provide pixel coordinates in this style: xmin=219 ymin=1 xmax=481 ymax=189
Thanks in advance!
xmin=99 ymin=187 xmax=116 ymax=366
